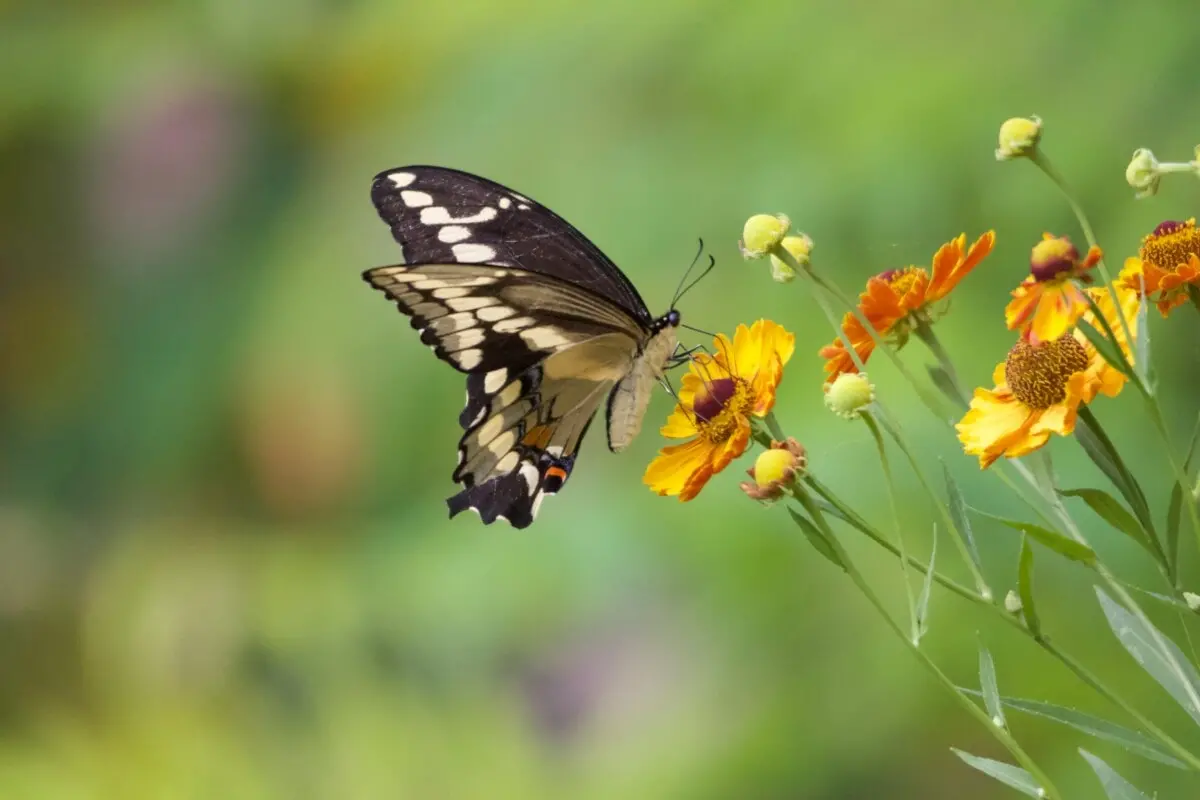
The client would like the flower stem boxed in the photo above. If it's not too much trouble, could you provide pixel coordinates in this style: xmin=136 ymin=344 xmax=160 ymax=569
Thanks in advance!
xmin=790 ymin=484 xmax=1064 ymax=798
xmin=804 ymin=472 xmax=1200 ymax=772
xmin=861 ymin=411 xmax=919 ymax=642
xmin=1145 ymin=398 xmax=1200 ymax=564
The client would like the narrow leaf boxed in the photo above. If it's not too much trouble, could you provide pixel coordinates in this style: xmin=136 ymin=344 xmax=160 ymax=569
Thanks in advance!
xmin=927 ymin=364 xmax=965 ymax=407
xmin=915 ymin=525 xmax=937 ymax=643
xmin=1018 ymin=536 xmax=1041 ymax=637
xmin=979 ymin=644 xmax=1005 ymax=728
xmin=1166 ymin=414 xmax=1200 ymax=576
xmin=951 ymin=750 xmax=1042 ymax=798
xmin=1080 ymin=750 xmax=1152 ymax=800
xmin=1077 ymin=316 xmax=1133 ymax=379
xmin=1075 ymin=410 xmax=1157 ymax=540
xmin=943 ymin=462 xmax=984 ymax=575
xmin=786 ymin=507 xmax=845 ymax=571
xmin=1096 ymin=587 xmax=1200 ymax=727
xmin=1059 ymin=488 xmax=1155 ymax=555
xmin=970 ymin=508 xmax=1097 ymax=565
xmin=958 ymin=691 xmax=1185 ymax=768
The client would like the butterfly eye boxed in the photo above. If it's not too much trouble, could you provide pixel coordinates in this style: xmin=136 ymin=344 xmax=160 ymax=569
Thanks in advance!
xmin=667 ymin=309 xmax=681 ymax=327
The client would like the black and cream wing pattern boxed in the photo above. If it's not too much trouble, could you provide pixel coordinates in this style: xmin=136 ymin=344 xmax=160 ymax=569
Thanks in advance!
xmin=364 ymin=166 xmax=680 ymax=528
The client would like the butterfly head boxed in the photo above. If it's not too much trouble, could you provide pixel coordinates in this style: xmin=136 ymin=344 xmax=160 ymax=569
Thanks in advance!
xmin=655 ymin=309 xmax=682 ymax=332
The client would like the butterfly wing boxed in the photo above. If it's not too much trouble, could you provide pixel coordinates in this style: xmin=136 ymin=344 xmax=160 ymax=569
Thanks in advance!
xmin=371 ymin=166 xmax=654 ymax=324
xmin=364 ymin=263 xmax=648 ymax=527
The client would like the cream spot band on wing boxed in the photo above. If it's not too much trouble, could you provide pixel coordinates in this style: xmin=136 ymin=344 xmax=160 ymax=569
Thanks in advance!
xmin=420 ymin=206 xmax=498 ymax=225
xmin=454 ymin=349 xmax=483 ymax=369
xmin=400 ymin=190 xmax=432 ymax=207
xmin=446 ymin=296 xmax=497 ymax=312
xmin=493 ymin=451 xmax=519 ymax=475
xmin=387 ymin=172 xmax=416 ymax=187
xmin=519 ymin=326 xmax=574 ymax=350
xmin=475 ymin=305 xmax=515 ymax=322
xmin=493 ymin=316 xmax=535 ymax=333
xmin=444 ymin=329 xmax=485 ymax=350
xmin=452 ymin=243 xmax=496 ymax=263
xmin=483 ymin=369 xmax=508 ymax=394
xmin=438 ymin=225 xmax=471 ymax=243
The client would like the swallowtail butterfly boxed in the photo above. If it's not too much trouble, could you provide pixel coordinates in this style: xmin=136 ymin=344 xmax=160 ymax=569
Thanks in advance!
xmin=365 ymin=166 xmax=689 ymax=528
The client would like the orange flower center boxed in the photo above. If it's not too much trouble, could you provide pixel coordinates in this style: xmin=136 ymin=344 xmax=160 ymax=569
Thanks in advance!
xmin=692 ymin=377 xmax=754 ymax=443
xmin=877 ymin=266 xmax=927 ymax=298
xmin=1141 ymin=219 xmax=1200 ymax=270
xmin=1004 ymin=335 xmax=1088 ymax=409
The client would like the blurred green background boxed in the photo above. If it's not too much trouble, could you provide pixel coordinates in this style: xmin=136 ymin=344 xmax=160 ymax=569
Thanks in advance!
xmin=3 ymin=1 xmax=1200 ymax=797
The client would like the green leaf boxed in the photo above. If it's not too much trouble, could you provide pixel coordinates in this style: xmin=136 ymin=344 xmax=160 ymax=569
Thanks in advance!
xmin=1074 ymin=410 xmax=1157 ymax=541
xmin=943 ymin=462 xmax=984 ymax=576
xmin=951 ymin=750 xmax=1042 ymax=797
xmin=958 ymin=691 xmax=1185 ymax=768
xmin=927 ymin=363 xmax=965 ymax=408
xmin=915 ymin=525 xmax=937 ymax=644
xmin=1133 ymin=280 xmax=1152 ymax=390
xmin=787 ymin=507 xmax=844 ymax=571
xmin=1080 ymin=750 xmax=1152 ymax=800
xmin=1058 ymin=488 xmax=1156 ymax=556
xmin=1077 ymin=315 xmax=1133 ymax=379
xmin=970 ymin=508 xmax=1097 ymax=565
xmin=1096 ymin=587 xmax=1200 ymax=727
xmin=1166 ymin=414 xmax=1200 ymax=576
xmin=1017 ymin=536 xmax=1040 ymax=637
xmin=978 ymin=644 xmax=1005 ymax=728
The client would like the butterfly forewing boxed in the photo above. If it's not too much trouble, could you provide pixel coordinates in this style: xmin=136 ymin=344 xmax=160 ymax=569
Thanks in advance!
xmin=365 ymin=166 xmax=674 ymax=528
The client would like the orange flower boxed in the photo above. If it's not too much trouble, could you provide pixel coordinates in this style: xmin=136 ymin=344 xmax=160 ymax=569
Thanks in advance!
xmin=958 ymin=280 xmax=1138 ymax=468
xmin=1120 ymin=219 xmax=1200 ymax=316
xmin=1005 ymin=233 xmax=1102 ymax=345
xmin=645 ymin=320 xmax=795 ymax=500
xmin=819 ymin=231 xmax=995 ymax=381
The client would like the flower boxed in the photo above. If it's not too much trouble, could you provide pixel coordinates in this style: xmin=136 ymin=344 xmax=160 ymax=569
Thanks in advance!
xmin=740 ymin=438 xmax=807 ymax=502
xmin=824 ymin=372 xmax=875 ymax=419
xmin=995 ymin=116 xmax=1042 ymax=161
xmin=768 ymin=234 xmax=813 ymax=283
xmin=740 ymin=214 xmax=791 ymax=259
xmin=1125 ymin=148 xmax=1161 ymax=198
xmin=1004 ymin=233 xmax=1102 ymax=345
xmin=645 ymin=320 xmax=795 ymax=500
xmin=818 ymin=231 xmax=995 ymax=380
xmin=957 ymin=282 xmax=1139 ymax=468
xmin=1121 ymin=219 xmax=1200 ymax=316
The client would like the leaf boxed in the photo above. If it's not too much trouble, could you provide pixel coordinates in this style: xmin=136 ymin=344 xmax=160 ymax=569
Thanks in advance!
xmin=970 ymin=508 xmax=1097 ymax=566
xmin=979 ymin=644 xmax=1005 ymax=728
xmin=1166 ymin=414 xmax=1200 ymax=576
xmin=1058 ymin=488 xmax=1155 ymax=556
xmin=1096 ymin=587 xmax=1200 ymax=727
xmin=943 ymin=462 xmax=985 ymax=576
xmin=1018 ymin=536 xmax=1040 ymax=637
xmin=1133 ymin=280 xmax=1153 ymax=390
xmin=951 ymin=750 xmax=1043 ymax=798
xmin=1077 ymin=316 xmax=1133 ymax=379
xmin=1075 ymin=410 xmax=1157 ymax=540
xmin=959 ymin=691 xmax=1185 ymax=768
xmin=915 ymin=525 xmax=937 ymax=643
xmin=786 ymin=507 xmax=844 ymax=571
xmin=927 ymin=364 xmax=965 ymax=408
xmin=1080 ymin=750 xmax=1152 ymax=800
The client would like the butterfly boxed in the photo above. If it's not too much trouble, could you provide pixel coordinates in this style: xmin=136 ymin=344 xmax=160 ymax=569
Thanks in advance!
xmin=364 ymin=166 xmax=704 ymax=528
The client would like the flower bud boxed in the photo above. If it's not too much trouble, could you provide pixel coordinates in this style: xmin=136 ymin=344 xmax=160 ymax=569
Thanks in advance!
xmin=740 ymin=438 xmax=806 ymax=502
xmin=768 ymin=234 xmax=813 ymax=283
xmin=1004 ymin=590 xmax=1023 ymax=614
xmin=740 ymin=213 xmax=790 ymax=259
xmin=995 ymin=116 xmax=1042 ymax=161
xmin=823 ymin=372 xmax=875 ymax=420
xmin=1185 ymin=592 xmax=1200 ymax=613
xmin=1029 ymin=234 xmax=1079 ymax=282
xmin=1125 ymin=148 xmax=1161 ymax=199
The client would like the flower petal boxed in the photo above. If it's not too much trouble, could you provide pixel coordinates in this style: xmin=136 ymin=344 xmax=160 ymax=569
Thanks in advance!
xmin=956 ymin=386 xmax=1036 ymax=469
xmin=644 ymin=437 xmax=715 ymax=498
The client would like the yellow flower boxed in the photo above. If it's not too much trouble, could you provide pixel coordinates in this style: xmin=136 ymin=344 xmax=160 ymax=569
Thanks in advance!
xmin=958 ymin=282 xmax=1139 ymax=468
xmin=740 ymin=438 xmax=807 ymax=502
xmin=645 ymin=320 xmax=795 ymax=500
xmin=1120 ymin=219 xmax=1200 ymax=316
xmin=818 ymin=231 xmax=995 ymax=381
xmin=1004 ymin=233 xmax=1102 ymax=345
xmin=996 ymin=116 xmax=1042 ymax=161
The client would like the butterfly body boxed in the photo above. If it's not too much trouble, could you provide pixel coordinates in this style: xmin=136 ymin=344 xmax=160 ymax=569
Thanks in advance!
xmin=364 ymin=166 xmax=679 ymax=528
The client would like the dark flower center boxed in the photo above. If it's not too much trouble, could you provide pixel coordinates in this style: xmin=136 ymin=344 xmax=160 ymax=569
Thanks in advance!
xmin=694 ymin=378 xmax=736 ymax=422
xmin=1142 ymin=219 xmax=1200 ymax=271
xmin=1004 ymin=335 xmax=1089 ymax=410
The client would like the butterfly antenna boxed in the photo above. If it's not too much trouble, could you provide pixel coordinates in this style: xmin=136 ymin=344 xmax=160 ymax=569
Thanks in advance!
xmin=669 ymin=239 xmax=707 ymax=309
xmin=673 ymin=254 xmax=716 ymax=307
xmin=681 ymin=322 xmax=717 ymax=338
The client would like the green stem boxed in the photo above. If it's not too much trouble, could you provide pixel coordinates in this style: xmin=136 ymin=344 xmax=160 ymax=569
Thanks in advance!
xmin=861 ymin=411 xmax=919 ymax=642
xmin=805 ymin=472 xmax=1200 ymax=772
xmin=1145 ymin=397 xmax=1200 ymax=561
xmin=790 ymin=485 xmax=1064 ymax=799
